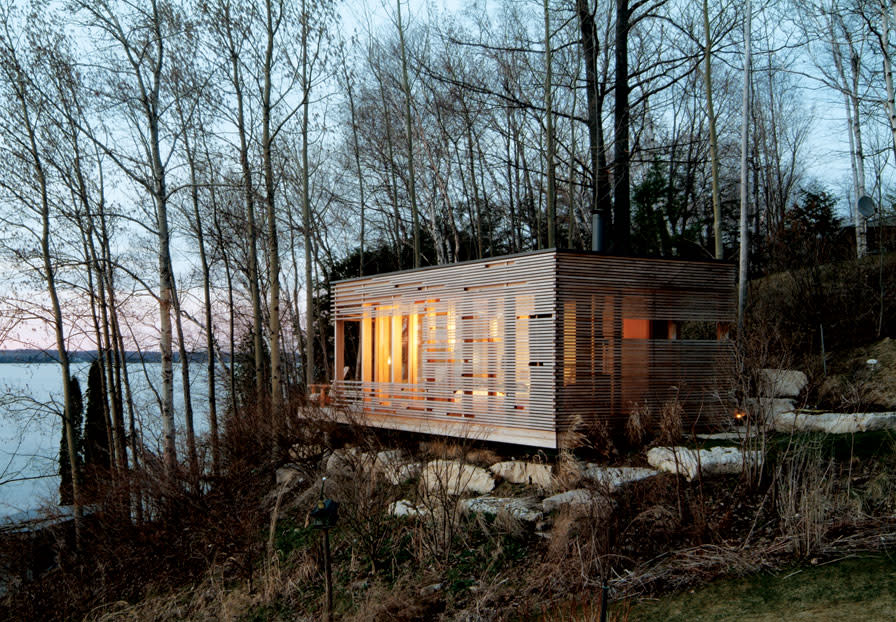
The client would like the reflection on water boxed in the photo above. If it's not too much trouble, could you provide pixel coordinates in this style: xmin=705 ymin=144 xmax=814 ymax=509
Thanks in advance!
xmin=0 ymin=362 xmax=216 ymax=518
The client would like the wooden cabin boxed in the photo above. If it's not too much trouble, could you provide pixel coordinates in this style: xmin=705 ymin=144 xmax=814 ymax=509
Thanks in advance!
xmin=331 ymin=250 xmax=736 ymax=448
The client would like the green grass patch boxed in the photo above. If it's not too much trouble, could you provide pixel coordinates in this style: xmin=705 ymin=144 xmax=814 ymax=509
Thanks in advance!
xmin=624 ymin=555 xmax=896 ymax=621
xmin=272 ymin=517 xmax=316 ymax=556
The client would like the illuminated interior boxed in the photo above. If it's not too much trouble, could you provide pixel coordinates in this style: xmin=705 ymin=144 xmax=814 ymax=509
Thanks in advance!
xmin=358 ymin=306 xmax=421 ymax=385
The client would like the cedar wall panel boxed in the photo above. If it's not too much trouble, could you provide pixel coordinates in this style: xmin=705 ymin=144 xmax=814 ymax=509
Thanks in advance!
xmin=332 ymin=252 xmax=558 ymax=448
xmin=332 ymin=250 xmax=735 ymax=449
xmin=555 ymin=253 xmax=736 ymax=438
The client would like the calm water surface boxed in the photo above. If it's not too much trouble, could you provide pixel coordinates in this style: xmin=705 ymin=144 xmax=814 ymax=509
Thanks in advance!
xmin=0 ymin=362 xmax=213 ymax=519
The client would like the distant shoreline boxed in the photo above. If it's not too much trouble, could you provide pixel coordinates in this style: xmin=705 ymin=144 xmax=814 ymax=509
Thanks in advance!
xmin=0 ymin=350 xmax=225 ymax=364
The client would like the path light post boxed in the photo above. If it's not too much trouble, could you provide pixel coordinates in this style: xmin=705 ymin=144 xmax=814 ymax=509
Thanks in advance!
xmin=310 ymin=476 xmax=339 ymax=621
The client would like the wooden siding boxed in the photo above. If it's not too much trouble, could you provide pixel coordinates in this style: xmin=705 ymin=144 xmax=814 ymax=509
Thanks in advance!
xmin=331 ymin=250 xmax=736 ymax=449
xmin=332 ymin=252 xmax=558 ymax=447
xmin=554 ymin=253 xmax=736 ymax=438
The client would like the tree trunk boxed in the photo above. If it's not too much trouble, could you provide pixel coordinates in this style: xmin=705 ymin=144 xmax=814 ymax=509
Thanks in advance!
xmin=396 ymin=0 xmax=421 ymax=267
xmin=171 ymin=280 xmax=198 ymax=481
xmin=737 ymin=0 xmax=752 ymax=331
xmin=345 ymin=67 xmax=367 ymax=276
xmin=301 ymin=0 xmax=314 ymax=396
xmin=576 ymin=0 xmax=601 ymax=243
xmin=263 ymin=0 xmax=283 ymax=445
xmin=225 ymin=4 xmax=265 ymax=408
xmin=886 ymin=2 xmax=896 ymax=161
xmin=543 ymin=0 xmax=556 ymax=248
xmin=830 ymin=11 xmax=868 ymax=258
xmin=187 ymin=133 xmax=219 ymax=476
xmin=703 ymin=0 xmax=722 ymax=259
xmin=13 ymin=66 xmax=83 ymax=536
xmin=613 ymin=0 xmax=631 ymax=253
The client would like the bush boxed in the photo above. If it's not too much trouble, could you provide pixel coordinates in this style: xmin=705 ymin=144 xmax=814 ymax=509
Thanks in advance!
xmin=748 ymin=253 xmax=896 ymax=365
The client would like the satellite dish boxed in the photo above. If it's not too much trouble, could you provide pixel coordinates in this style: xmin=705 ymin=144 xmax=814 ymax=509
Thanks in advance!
xmin=857 ymin=195 xmax=875 ymax=219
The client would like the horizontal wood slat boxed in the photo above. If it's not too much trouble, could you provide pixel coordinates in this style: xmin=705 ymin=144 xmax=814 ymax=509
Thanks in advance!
xmin=333 ymin=252 xmax=558 ymax=447
xmin=555 ymin=253 xmax=736 ymax=436
xmin=331 ymin=250 xmax=736 ymax=448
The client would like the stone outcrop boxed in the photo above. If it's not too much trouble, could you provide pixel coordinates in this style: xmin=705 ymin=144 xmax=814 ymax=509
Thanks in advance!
xmin=275 ymin=464 xmax=305 ymax=488
xmin=325 ymin=448 xmax=421 ymax=484
xmin=581 ymin=465 xmax=657 ymax=490
xmin=389 ymin=499 xmax=423 ymax=518
xmin=489 ymin=461 xmax=553 ymax=489
xmin=646 ymin=446 xmax=762 ymax=481
xmin=325 ymin=448 xmax=361 ymax=474
xmin=420 ymin=459 xmax=495 ymax=495
xmin=383 ymin=462 xmax=422 ymax=485
xmin=541 ymin=489 xmax=605 ymax=513
xmin=759 ymin=368 xmax=808 ymax=398
xmin=769 ymin=411 xmax=896 ymax=434
xmin=460 ymin=496 xmax=543 ymax=523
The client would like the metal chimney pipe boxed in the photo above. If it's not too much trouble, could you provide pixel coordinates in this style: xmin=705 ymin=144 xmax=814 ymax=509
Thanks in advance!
xmin=591 ymin=211 xmax=604 ymax=252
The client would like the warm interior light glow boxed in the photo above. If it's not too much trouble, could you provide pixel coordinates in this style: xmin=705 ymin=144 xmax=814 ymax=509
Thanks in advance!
xmin=623 ymin=318 xmax=650 ymax=339
xmin=733 ymin=408 xmax=747 ymax=420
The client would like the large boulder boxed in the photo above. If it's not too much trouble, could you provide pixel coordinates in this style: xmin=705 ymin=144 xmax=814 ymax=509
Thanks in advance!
xmin=646 ymin=446 xmax=762 ymax=481
xmin=769 ymin=411 xmax=896 ymax=434
xmin=389 ymin=499 xmax=423 ymax=518
xmin=325 ymin=448 xmax=420 ymax=484
xmin=369 ymin=450 xmax=422 ymax=485
xmin=542 ymin=489 xmax=605 ymax=513
xmin=759 ymin=369 xmax=808 ymax=398
xmin=420 ymin=459 xmax=495 ymax=496
xmin=489 ymin=461 xmax=553 ymax=489
xmin=383 ymin=462 xmax=422 ymax=485
xmin=275 ymin=464 xmax=305 ymax=488
xmin=582 ymin=465 xmax=657 ymax=490
xmin=325 ymin=448 xmax=362 ymax=474
xmin=460 ymin=496 xmax=543 ymax=523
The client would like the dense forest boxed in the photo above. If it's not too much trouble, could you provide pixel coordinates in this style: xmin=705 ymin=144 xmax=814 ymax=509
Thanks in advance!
xmin=0 ymin=0 xmax=894 ymax=526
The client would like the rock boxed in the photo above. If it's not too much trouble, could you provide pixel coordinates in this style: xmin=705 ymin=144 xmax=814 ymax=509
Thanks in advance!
xmin=325 ymin=448 xmax=361 ymax=474
xmin=460 ymin=496 xmax=543 ymax=523
xmin=419 ymin=583 xmax=443 ymax=597
xmin=695 ymin=429 xmax=749 ymax=441
xmin=769 ymin=411 xmax=896 ymax=434
xmin=275 ymin=465 xmax=305 ymax=488
xmin=383 ymin=462 xmax=422 ymax=485
xmin=420 ymin=459 xmax=495 ymax=495
xmin=542 ymin=489 xmax=604 ymax=513
xmin=389 ymin=499 xmax=423 ymax=518
xmin=489 ymin=461 xmax=553 ymax=489
xmin=374 ymin=449 xmax=404 ymax=466
xmin=369 ymin=450 xmax=421 ymax=485
xmin=746 ymin=397 xmax=796 ymax=420
xmin=582 ymin=465 xmax=657 ymax=490
xmin=759 ymin=369 xmax=808 ymax=398
xmin=646 ymin=446 xmax=762 ymax=481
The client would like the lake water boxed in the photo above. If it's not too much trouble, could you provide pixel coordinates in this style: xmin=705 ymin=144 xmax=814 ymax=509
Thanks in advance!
xmin=0 ymin=362 xmax=214 ymax=519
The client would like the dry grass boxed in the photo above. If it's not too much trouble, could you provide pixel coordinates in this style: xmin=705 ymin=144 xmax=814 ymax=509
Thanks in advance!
xmin=11 ymin=382 xmax=896 ymax=622
xmin=553 ymin=449 xmax=584 ymax=491
xmin=658 ymin=399 xmax=683 ymax=446
xmin=626 ymin=403 xmax=650 ymax=448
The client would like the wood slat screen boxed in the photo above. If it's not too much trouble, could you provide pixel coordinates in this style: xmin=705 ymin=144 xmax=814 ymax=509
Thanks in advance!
xmin=332 ymin=252 xmax=558 ymax=447
xmin=555 ymin=253 xmax=736 ymax=438
xmin=331 ymin=250 xmax=736 ymax=448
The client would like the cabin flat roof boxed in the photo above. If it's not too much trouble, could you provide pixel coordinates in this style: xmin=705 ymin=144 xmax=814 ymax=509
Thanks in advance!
xmin=332 ymin=248 xmax=734 ymax=285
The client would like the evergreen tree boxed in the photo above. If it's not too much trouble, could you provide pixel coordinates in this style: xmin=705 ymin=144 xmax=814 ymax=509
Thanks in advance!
xmin=83 ymin=359 xmax=110 ymax=473
xmin=59 ymin=375 xmax=83 ymax=506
